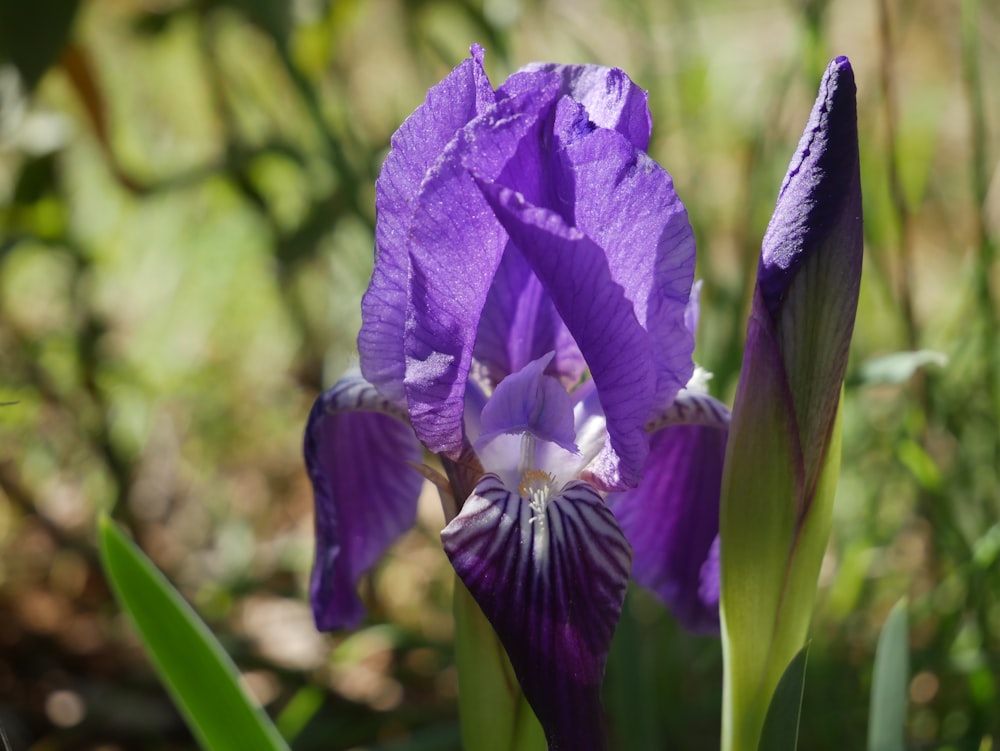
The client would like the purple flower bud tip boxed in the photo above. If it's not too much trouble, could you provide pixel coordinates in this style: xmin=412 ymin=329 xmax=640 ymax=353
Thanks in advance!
xmin=758 ymin=55 xmax=860 ymax=319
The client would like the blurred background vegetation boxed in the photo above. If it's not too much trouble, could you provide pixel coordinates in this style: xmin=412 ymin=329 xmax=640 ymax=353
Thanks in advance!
xmin=1 ymin=0 xmax=998 ymax=748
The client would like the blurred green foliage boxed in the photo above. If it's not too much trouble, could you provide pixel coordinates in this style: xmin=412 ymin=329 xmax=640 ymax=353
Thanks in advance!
xmin=1 ymin=0 xmax=998 ymax=749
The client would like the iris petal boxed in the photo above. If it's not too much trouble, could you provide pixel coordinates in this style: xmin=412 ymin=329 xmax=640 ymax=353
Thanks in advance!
xmin=644 ymin=388 xmax=731 ymax=434
xmin=361 ymin=45 xmax=495 ymax=404
xmin=504 ymin=63 xmax=652 ymax=150
xmin=476 ymin=180 xmax=655 ymax=490
xmin=607 ymin=422 xmax=728 ymax=634
xmin=304 ymin=375 xmax=424 ymax=630
xmin=402 ymin=79 xmax=562 ymax=458
xmin=552 ymin=102 xmax=696 ymax=408
xmin=474 ymin=242 xmax=585 ymax=389
xmin=442 ymin=475 xmax=631 ymax=751
xmin=477 ymin=353 xmax=578 ymax=452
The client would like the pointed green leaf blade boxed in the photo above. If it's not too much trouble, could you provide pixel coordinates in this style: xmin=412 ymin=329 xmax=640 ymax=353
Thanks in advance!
xmin=757 ymin=644 xmax=809 ymax=751
xmin=868 ymin=599 xmax=909 ymax=751
xmin=97 ymin=514 xmax=290 ymax=751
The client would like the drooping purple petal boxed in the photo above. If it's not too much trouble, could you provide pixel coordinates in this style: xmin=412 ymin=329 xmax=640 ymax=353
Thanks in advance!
xmin=643 ymin=387 xmax=731 ymax=434
xmin=474 ymin=242 xmax=585 ymax=389
xmin=757 ymin=56 xmax=862 ymax=490
xmin=402 ymin=78 xmax=563 ymax=458
xmin=442 ymin=475 xmax=631 ymax=751
xmin=607 ymin=422 xmax=728 ymax=634
xmin=699 ymin=536 xmax=721 ymax=611
xmin=476 ymin=179 xmax=655 ymax=490
xmin=360 ymin=45 xmax=495 ymax=404
xmin=505 ymin=63 xmax=652 ymax=150
xmin=304 ymin=375 xmax=424 ymax=630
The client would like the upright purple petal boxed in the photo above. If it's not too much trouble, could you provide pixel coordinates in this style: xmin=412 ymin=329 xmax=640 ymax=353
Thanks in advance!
xmin=506 ymin=63 xmax=653 ymax=149
xmin=305 ymin=375 xmax=424 ymax=630
xmin=607 ymin=423 xmax=727 ymax=633
xmin=476 ymin=179 xmax=656 ymax=490
xmin=402 ymin=80 xmax=563 ymax=457
xmin=442 ymin=475 xmax=631 ymax=751
xmin=552 ymin=99 xmax=696 ymax=408
xmin=360 ymin=46 xmax=495 ymax=404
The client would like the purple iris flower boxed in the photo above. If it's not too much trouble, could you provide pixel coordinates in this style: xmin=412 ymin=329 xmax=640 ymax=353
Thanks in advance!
xmin=304 ymin=45 xmax=729 ymax=749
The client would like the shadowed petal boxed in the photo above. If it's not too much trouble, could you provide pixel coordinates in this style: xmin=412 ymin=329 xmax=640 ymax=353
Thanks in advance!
xmin=607 ymin=422 xmax=727 ymax=633
xmin=360 ymin=45 xmax=495 ymax=404
xmin=442 ymin=475 xmax=631 ymax=751
xmin=305 ymin=375 xmax=424 ymax=630
xmin=474 ymin=242 xmax=585 ymax=389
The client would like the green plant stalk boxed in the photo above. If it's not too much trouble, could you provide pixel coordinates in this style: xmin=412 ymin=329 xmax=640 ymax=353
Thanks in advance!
xmin=453 ymin=578 xmax=546 ymax=751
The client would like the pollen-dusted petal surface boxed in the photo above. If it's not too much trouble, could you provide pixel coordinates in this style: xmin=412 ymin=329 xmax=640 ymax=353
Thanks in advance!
xmin=442 ymin=475 xmax=632 ymax=751
xmin=360 ymin=45 xmax=495 ymax=404
xmin=607 ymin=422 xmax=727 ymax=633
xmin=304 ymin=375 xmax=424 ymax=630
xmin=549 ymin=98 xmax=696 ymax=408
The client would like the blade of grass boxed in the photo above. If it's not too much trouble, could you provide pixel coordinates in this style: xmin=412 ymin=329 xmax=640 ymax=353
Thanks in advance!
xmin=97 ymin=514 xmax=291 ymax=751
xmin=868 ymin=599 xmax=908 ymax=751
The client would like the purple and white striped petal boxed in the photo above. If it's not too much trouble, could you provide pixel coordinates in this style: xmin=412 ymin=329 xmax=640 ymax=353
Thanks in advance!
xmin=360 ymin=45 xmax=495 ymax=404
xmin=607 ymin=422 xmax=727 ymax=634
xmin=644 ymin=387 xmax=731 ymax=434
xmin=304 ymin=374 xmax=424 ymax=630
xmin=442 ymin=475 xmax=632 ymax=751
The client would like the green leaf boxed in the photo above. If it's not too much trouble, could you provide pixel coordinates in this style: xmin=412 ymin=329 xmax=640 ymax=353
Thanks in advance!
xmin=758 ymin=644 xmax=809 ymax=751
xmin=868 ymin=599 xmax=909 ymax=751
xmin=97 ymin=514 xmax=291 ymax=751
